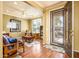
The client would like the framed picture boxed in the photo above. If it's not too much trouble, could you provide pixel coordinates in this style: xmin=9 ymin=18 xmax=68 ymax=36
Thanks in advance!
xmin=10 ymin=19 xmax=21 ymax=32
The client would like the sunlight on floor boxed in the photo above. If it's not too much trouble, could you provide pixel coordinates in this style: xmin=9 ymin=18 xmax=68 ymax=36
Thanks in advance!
xmin=32 ymin=43 xmax=42 ymax=54
xmin=43 ymin=44 xmax=65 ymax=53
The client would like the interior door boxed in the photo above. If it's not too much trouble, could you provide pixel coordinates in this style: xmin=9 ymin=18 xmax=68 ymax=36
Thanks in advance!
xmin=64 ymin=1 xmax=72 ymax=57
xmin=50 ymin=9 xmax=64 ymax=47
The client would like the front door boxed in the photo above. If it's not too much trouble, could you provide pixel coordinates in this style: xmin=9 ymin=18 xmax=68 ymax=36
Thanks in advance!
xmin=50 ymin=9 xmax=64 ymax=47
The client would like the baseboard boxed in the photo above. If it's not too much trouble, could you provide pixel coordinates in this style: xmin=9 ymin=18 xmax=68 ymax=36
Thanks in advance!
xmin=43 ymin=43 xmax=49 ymax=45
xmin=74 ymin=50 xmax=79 ymax=58
xmin=74 ymin=50 xmax=79 ymax=53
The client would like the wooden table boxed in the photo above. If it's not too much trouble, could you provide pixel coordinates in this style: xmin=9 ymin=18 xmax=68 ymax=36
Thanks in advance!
xmin=22 ymin=36 xmax=33 ymax=42
xmin=22 ymin=36 xmax=33 ymax=52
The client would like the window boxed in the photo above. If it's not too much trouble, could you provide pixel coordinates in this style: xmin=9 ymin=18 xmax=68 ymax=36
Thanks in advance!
xmin=32 ymin=18 xmax=41 ymax=33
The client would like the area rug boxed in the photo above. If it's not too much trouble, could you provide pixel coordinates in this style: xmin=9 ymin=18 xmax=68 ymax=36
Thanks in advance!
xmin=43 ymin=44 xmax=65 ymax=53
xmin=24 ymin=41 xmax=40 ymax=47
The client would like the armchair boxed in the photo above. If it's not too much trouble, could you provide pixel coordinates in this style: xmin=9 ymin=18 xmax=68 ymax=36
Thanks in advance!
xmin=3 ymin=33 xmax=17 ymax=58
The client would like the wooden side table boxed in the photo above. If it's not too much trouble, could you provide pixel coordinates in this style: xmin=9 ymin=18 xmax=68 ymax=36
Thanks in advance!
xmin=22 ymin=36 xmax=33 ymax=52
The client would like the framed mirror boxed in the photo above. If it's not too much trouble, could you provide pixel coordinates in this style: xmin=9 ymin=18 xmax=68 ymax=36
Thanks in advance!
xmin=10 ymin=19 xmax=21 ymax=32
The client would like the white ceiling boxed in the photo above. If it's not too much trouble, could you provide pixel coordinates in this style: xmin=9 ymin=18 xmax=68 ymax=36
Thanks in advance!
xmin=3 ymin=1 xmax=43 ymax=19
xmin=34 ymin=1 xmax=60 ymax=8
xmin=3 ymin=1 xmax=60 ymax=19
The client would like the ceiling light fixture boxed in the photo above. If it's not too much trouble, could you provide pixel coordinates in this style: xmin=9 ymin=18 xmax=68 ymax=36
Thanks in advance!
xmin=22 ymin=11 xmax=26 ymax=18
xmin=14 ymin=2 xmax=18 ymax=5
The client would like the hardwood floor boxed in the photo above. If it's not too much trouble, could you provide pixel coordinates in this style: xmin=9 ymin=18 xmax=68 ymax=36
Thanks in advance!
xmin=18 ymin=40 xmax=69 ymax=58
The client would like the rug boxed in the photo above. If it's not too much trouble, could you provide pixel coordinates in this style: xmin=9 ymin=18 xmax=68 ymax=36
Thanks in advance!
xmin=24 ymin=41 xmax=40 ymax=47
xmin=43 ymin=44 xmax=65 ymax=53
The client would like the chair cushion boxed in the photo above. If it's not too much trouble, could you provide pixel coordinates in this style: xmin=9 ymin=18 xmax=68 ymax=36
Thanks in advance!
xmin=8 ymin=38 xmax=17 ymax=43
xmin=3 ymin=35 xmax=10 ymax=44
xmin=3 ymin=35 xmax=17 ymax=43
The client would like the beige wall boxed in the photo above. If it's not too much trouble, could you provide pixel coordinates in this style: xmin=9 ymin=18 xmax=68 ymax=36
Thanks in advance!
xmin=3 ymin=14 xmax=29 ymax=37
xmin=28 ymin=20 xmax=32 ymax=32
xmin=43 ymin=2 xmax=67 ymax=44
xmin=0 ymin=1 xmax=3 ymax=58
xmin=74 ymin=2 xmax=79 ymax=51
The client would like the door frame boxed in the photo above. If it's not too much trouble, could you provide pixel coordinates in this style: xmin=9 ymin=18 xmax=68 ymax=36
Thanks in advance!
xmin=64 ymin=1 xmax=72 ymax=57
xmin=50 ymin=8 xmax=65 ymax=47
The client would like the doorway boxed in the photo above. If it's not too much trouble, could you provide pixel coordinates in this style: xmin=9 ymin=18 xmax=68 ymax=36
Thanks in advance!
xmin=50 ymin=9 xmax=64 ymax=47
xmin=50 ymin=1 xmax=72 ymax=57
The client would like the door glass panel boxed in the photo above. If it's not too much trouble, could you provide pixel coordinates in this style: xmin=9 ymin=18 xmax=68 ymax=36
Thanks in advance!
xmin=53 ymin=11 xmax=64 ymax=44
